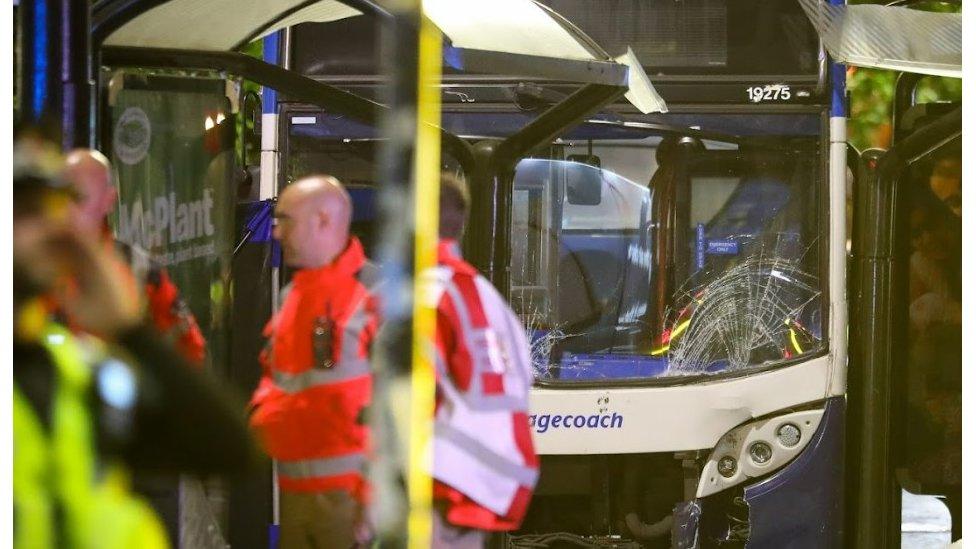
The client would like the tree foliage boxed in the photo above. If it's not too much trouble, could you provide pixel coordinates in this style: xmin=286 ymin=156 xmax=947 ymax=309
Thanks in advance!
xmin=845 ymin=0 xmax=961 ymax=151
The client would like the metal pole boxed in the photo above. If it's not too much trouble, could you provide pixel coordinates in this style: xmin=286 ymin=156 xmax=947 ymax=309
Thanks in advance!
xmin=406 ymin=13 xmax=442 ymax=548
xmin=472 ymin=83 xmax=624 ymax=294
xmin=60 ymin=0 xmax=92 ymax=149
xmin=846 ymin=148 xmax=900 ymax=549
xmin=373 ymin=1 xmax=440 ymax=546
xmin=891 ymin=72 xmax=923 ymax=143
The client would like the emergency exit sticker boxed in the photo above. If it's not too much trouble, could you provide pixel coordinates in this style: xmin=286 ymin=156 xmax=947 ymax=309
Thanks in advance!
xmin=706 ymin=240 xmax=740 ymax=255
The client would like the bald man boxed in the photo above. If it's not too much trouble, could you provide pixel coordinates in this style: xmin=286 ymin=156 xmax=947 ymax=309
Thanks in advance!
xmin=65 ymin=149 xmax=117 ymax=238
xmin=249 ymin=176 xmax=379 ymax=548
xmin=62 ymin=149 xmax=207 ymax=365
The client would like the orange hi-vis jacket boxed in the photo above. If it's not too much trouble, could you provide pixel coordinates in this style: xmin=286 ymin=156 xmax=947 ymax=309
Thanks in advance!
xmin=249 ymin=238 xmax=379 ymax=502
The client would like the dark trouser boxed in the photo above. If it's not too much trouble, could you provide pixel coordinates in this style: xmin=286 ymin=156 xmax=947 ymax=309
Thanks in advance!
xmin=431 ymin=510 xmax=486 ymax=549
xmin=279 ymin=490 xmax=360 ymax=549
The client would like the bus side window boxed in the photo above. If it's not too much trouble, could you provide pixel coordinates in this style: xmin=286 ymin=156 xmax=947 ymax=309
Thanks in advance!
xmin=511 ymin=181 xmax=553 ymax=327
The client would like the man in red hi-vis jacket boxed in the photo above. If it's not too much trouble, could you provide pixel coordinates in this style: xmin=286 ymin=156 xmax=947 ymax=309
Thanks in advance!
xmin=427 ymin=173 xmax=539 ymax=548
xmin=63 ymin=149 xmax=207 ymax=365
xmin=249 ymin=175 xmax=379 ymax=548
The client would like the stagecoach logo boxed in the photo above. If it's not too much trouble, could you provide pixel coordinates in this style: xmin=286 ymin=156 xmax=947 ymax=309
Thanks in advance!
xmin=113 ymin=107 xmax=151 ymax=165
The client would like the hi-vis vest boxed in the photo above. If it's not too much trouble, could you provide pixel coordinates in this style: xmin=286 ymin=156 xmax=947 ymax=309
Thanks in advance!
xmin=249 ymin=238 xmax=378 ymax=500
xmin=427 ymin=243 xmax=539 ymax=521
xmin=13 ymin=323 xmax=169 ymax=549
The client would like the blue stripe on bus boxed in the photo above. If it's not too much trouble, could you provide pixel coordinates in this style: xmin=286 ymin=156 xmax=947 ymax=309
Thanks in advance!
xmin=31 ymin=0 xmax=49 ymax=119
xmin=828 ymin=0 xmax=846 ymax=118
xmin=556 ymin=354 xmax=670 ymax=380
xmin=830 ymin=62 xmax=846 ymax=118
xmin=262 ymin=32 xmax=281 ymax=114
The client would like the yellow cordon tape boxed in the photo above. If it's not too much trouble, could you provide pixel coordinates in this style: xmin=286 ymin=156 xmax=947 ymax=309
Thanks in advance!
xmin=408 ymin=11 xmax=442 ymax=549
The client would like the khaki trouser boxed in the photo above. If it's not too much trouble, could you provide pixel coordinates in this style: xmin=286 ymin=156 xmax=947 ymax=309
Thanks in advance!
xmin=279 ymin=490 xmax=360 ymax=549
xmin=432 ymin=510 xmax=486 ymax=549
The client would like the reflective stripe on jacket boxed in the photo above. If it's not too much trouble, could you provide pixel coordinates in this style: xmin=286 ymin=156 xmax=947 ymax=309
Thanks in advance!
xmin=13 ymin=323 xmax=169 ymax=549
xmin=249 ymin=237 xmax=379 ymax=500
xmin=428 ymin=240 xmax=539 ymax=530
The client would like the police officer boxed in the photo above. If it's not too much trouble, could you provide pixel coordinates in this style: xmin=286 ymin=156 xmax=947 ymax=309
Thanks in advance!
xmin=428 ymin=173 xmax=539 ymax=548
xmin=63 ymin=149 xmax=207 ymax=365
xmin=13 ymin=132 xmax=256 ymax=549
xmin=249 ymin=175 xmax=379 ymax=548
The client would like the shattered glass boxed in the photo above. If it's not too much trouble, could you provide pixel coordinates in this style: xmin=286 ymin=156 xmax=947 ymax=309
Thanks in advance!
xmin=511 ymin=133 xmax=824 ymax=382
xmin=665 ymin=235 xmax=821 ymax=375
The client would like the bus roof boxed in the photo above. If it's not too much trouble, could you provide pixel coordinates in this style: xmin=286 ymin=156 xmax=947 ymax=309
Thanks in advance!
xmin=100 ymin=0 xmax=666 ymax=113
xmin=798 ymin=0 xmax=961 ymax=78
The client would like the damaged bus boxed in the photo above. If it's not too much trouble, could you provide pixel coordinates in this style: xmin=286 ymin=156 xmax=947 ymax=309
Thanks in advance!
xmin=268 ymin=0 xmax=846 ymax=546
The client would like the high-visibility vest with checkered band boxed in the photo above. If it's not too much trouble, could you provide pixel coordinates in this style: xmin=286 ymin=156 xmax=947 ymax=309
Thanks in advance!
xmin=428 ymin=240 xmax=539 ymax=529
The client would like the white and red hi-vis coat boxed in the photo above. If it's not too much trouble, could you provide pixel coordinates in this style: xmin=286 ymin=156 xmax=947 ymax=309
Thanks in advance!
xmin=427 ymin=240 xmax=539 ymax=531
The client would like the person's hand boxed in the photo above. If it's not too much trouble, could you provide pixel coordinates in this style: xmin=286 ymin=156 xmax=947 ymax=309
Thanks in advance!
xmin=49 ymin=231 xmax=143 ymax=338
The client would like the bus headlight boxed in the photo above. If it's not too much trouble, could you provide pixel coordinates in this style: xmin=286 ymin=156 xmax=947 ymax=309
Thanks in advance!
xmin=777 ymin=423 xmax=802 ymax=447
xmin=697 ymin=407 xmax=825 ymax=498
xmin=717 ymin=456 xmax=737 ymax=478
xmin=748 ymin=442 xmax=773 ymax=465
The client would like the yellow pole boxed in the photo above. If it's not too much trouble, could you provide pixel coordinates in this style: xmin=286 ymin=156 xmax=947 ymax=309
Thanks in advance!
xmin=408 ymin=9 xmax=442 ymax=549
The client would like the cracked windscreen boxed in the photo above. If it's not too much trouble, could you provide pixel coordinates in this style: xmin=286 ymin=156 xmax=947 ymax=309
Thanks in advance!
xmin=511 ymin=131 xmax=824 ymax=382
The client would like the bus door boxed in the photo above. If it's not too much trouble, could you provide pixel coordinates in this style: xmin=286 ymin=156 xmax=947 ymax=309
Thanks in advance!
xmin=894 ymin=102 xmax=962 ymax=543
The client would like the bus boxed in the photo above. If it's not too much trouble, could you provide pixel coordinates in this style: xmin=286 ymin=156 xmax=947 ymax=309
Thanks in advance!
xmin=272 ymin=1 xmax=847 ymax=546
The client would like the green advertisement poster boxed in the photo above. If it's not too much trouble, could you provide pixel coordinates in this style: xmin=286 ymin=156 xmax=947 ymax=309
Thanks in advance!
xmin=109 ymin=81 xmax=235 ymax=373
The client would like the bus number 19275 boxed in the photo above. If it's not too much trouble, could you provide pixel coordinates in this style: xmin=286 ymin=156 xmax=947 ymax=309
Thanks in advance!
xmin=747 ymin=84 xmax=792 ymax=103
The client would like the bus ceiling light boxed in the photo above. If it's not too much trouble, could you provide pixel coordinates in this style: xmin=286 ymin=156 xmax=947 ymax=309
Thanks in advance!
xmin=696 ymin=407 xmax=825 ymax=499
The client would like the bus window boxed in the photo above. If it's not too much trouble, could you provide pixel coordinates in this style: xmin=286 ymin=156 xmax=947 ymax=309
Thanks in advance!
xmin=511 ymin=181 xmax=553 ymax=329
xmin=667 ymin=147 xmax=823 ymax=374
xmin=541 ymin=0 xmax=820 ymax=77
xmin=282 ymin=115 xmax=462 ymax=257
xmin=513 ymin=155 xmax=655 ymax=379
xmin=513 ymin=128 xmax=824 ymax=382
